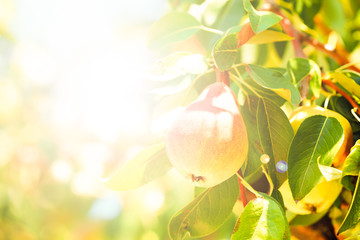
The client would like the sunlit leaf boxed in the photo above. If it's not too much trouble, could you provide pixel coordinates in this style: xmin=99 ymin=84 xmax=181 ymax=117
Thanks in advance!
xmin=232 ymin=194 xmax=289 ymax=240
xmin=344 ymin=229 xmax=360 ymax=240
xmin=247 ymin=30 xmax=293 ymax=44
xmin=338 ymin=172 xmax=360 ymax=234
xmin=147 ymin=12 xmax=202 ymax=49
xmin=103 ymin=142 xmax=172 ymax=191
xmin=212 ymin=26 xmax=292 ymax=71
xmin=331 ymin=72 xmax=360 ymax=99
xmin=168 ymin=175 xmax=239 ymax=240
xmin=341 ymin=140 xmax=360 ymax=191
xmin=271 ymin=189 xmax=285 ymax=210
xmin=212 ymin=33 xmax=238 ymax=71
xmin=147 ymin=52 xmax=208 ymax=95
xmin=169 ymin=0 xmax=205 ymax=8
xmin=147 ymin=52 xmax=208 ymax=81
xmin=288 ymin=115 xmax=344 ymax=200
xmin=243 ymin=0 xmax=282 ymax=33
xmin=318 ymin=162 xmax=343 ymax=182
xmin=240 ymin=96 xmax=263 ymax=177
xmin=328 ymin=95 xmax=360 ymax=133
xmin=292 ymin=0 xmax=322 ymax=28
xmin=342 ymin=140 xmax=360 ymax=177
xmin=257 ymin=98 xmax=294 ymax=189
xmin=246 ymin=64 xmax=301 ymax=104
xmin=230 ymin=66 xmax=287 ymax=106
xmin=321 ymin=0 xmax=346 ymax=36
xmin=202 ymin=0 xmax=245 ymax=31
xmin=287 ymin=58 xmax=321 ymax=99
xmin=289 ymin=210 xmax=328 ymax=226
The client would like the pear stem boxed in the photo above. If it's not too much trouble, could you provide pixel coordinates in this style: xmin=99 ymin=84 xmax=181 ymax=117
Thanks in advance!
xmin=214 ymin=67 xmax=229 ymax=86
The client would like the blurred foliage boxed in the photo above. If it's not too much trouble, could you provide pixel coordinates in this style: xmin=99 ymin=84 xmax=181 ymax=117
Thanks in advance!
xmin=0 ymin=0 xmax=193 ymax=240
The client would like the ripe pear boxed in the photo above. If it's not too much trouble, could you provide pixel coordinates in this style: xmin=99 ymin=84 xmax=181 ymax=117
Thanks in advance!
xmin=279 ymin=178 xmax=342 ymax=215
xmin=290 ymin=105 xmax=353 ymax=167
xmin=166 ymin=82 xmax=248 ymax=187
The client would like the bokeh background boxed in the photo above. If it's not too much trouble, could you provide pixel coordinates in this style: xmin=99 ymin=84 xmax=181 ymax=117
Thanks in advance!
xmin=0 ymin=0 xmax=200 ymax=239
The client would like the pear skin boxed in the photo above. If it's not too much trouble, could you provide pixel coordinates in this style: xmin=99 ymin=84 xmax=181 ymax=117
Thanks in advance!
xmin=166 ymin=82 xmax=248 ymax=187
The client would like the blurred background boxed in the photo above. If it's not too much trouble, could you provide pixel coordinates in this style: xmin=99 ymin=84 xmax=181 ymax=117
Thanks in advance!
xmin=0 ymin=0 xmax=202 ymax=239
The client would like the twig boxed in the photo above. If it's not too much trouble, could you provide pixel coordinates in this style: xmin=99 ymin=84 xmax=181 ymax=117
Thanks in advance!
xmin=322 ymin=78 xmax=360 ymax=115
xmin=264 ymin=1 xmax=360 ymax=73
xmin=300 ymin=35 xmax=360 ymax=73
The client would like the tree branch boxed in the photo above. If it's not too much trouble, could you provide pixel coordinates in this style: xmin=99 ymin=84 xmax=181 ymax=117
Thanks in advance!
xmin=264 ymin=1 xmax=360 ymax=73
xmin=322 ymin=78 xmax=360 ymax=115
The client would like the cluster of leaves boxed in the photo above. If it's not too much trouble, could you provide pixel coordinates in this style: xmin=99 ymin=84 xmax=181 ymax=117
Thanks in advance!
xmin=105 ymin=0 xmax=360 ymax=239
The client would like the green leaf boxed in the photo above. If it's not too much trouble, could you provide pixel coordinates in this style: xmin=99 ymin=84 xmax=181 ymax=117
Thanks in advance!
xmin=287 ymin=58 xmax=322 ymax=99
xmin=168 ymin=175 xmax=239 ymax=240
xmin=257 ymin=98 xmax=294 ymax=189
xmin=332 ymin=72 xmax=360 ymax=100
xmin=292 ymin=0 xmax=322 ymax=28
xmin=147 ymin=52 xmax=208 ymax=95
xmin=212 ymin=33 xmax=238 ymax=71
xmin=246 ymin=64 xmax=301 ymax=104
xmin=289 ymin=210 xmax=328 ymax=226
xmin=147 ymin=52 xmax=208 ymax=81
xmin=288 ymin=115 xmax=344 ymax=200
xmin=271 ymin=189 xmax=285 ymax=210
xmin=246 ymin=30 xmax=293 ymax=44
xmin=169 ymin=0 xmax=205 ymax=7
xmin=229 ymin=66 xmax=287 ymax=106
xmin=328 ymin=95 xmax=360 ymax=134
xmin=342 ymin=140 xmax=360 ymax=177
xmin=147 ymin=12 xmax=202 ymax=49
xmin=321 ymin=0 xmax=346 ymax=36
xmin=243 ymin=0 xmax=282 ymax=33
xmin=232 ymin=194 xmax=288 ymax=240
xmin=194 ymin=186 xmax=206 ymax=198
xmin=338 ymin=172 xmax=360 ymax=234
xmin=240 ymin=96 xmax=263 ymax=177
xmin=345 ymin=229 xmax=360 ymax=240
xmin=202 ymin=0 xmax=245 ymax=31
xmin=103 ymin=142 xmax=172 ymax=191
xmin=341 ymin=140 xmax=360 ymax=191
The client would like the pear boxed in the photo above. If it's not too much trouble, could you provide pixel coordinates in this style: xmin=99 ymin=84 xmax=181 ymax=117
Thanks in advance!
xmin=290 ymin=105 xmax=353 ymax=167
xmin=279 ymin=178 xmax=342 ymax=215
xmin=166 ymin=82 xmax=248 ymax=187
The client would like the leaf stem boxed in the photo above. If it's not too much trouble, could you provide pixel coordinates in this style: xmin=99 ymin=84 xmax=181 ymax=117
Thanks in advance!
xmin=230 ymin=68 xmax=262 ymax=98
xmin=261 ymin=165 xmax=274 ymax=195
xmin=236 ymin=172 xmax=260 ymax=197
xmin=200 ymin=26 xmax=224 ymax=36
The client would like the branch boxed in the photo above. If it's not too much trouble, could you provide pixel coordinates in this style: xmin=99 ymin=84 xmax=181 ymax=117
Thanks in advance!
xmin=300 ymin=35 xmax=360 ymax=73
xmin=322 ymin=78 xmax=360 ymax=115
xmin=264 ymin=1 xmax=360 ymax=73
